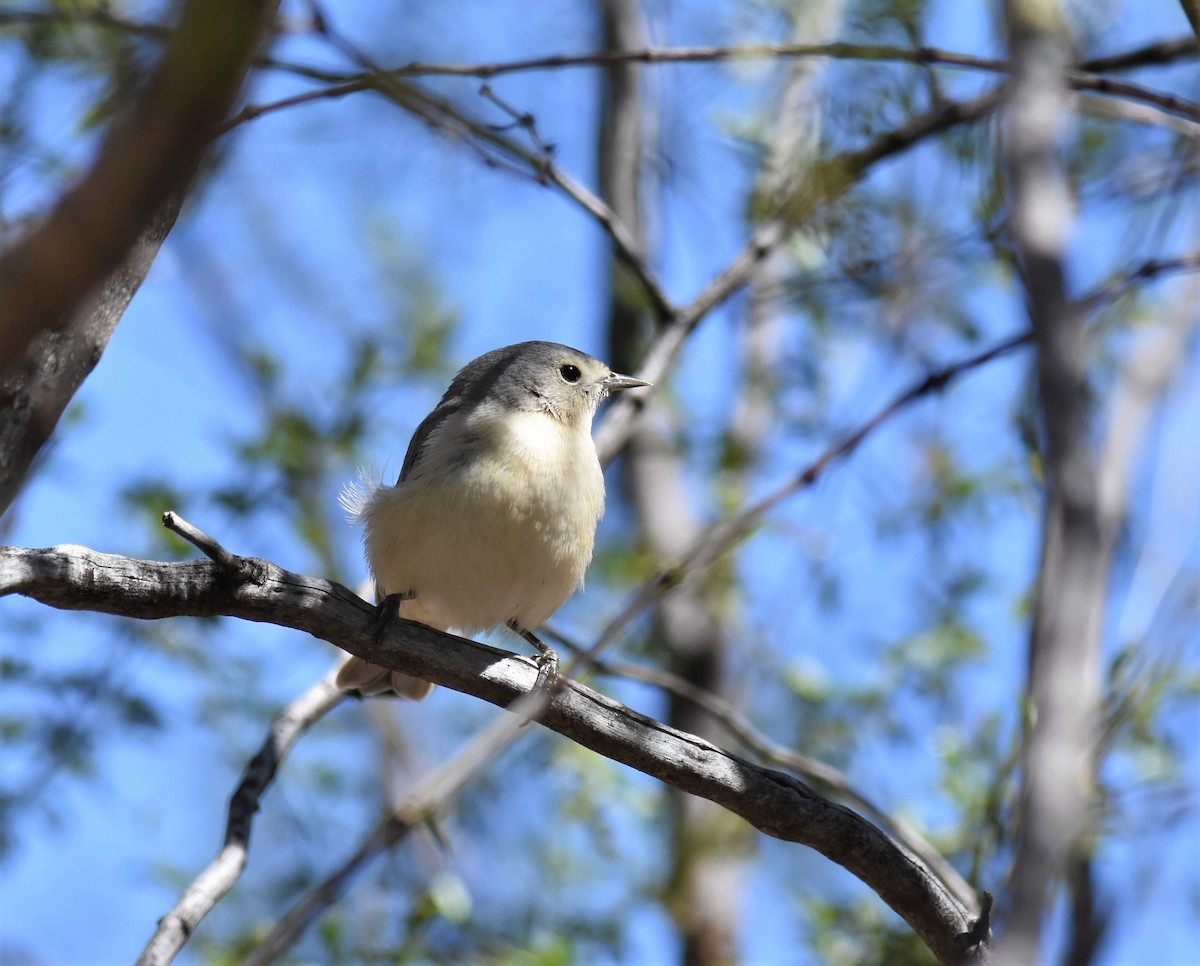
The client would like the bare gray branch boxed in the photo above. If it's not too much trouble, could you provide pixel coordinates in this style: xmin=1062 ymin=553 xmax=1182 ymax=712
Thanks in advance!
xmin=0 ymin=541 xmax=982 ymax=964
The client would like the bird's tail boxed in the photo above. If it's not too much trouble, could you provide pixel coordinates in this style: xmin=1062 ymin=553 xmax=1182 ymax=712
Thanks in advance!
xmin=336 ymin=655 xmax=434 ymax=701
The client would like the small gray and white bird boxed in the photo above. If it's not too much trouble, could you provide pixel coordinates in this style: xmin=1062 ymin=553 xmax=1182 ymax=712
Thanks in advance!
xmin=339 ymin=341 xmax=649 ymax=699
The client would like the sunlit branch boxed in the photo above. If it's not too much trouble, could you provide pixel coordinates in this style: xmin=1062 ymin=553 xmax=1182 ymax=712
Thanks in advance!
xmin=136 ymin=666 xmax=346 ymax=966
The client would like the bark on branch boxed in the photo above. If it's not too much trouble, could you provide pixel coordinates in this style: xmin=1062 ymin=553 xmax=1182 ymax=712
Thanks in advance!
xmin=0 ymin=535 xmax=987 ymax=965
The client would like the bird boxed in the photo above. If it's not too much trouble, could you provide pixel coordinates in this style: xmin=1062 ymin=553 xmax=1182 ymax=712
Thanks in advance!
xmin=338 ymin=341 xmax=650 ymax=699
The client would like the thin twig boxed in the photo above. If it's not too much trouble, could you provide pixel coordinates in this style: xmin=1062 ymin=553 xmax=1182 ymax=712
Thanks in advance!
xmin=596 ymin=330 xmax=1034 ymax=663
xmin=248 ymin=36 xmax=1200 ymax=83
xmin=246 ymin=39 xmax=1200 ymax=131
xmin=293 ymin=5 xmax=677 ymax=326
xmin=162 ymin=510 xmax=237 ymax=566
xmin=1081 ymin=251 xmax=1200 ymax=309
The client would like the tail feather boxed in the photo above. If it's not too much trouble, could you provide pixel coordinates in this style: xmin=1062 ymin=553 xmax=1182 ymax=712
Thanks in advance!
xmin=336 ymin=655 xmax=434 ymax=700
xmin=339 ymin=462 xmax=384 ymax=521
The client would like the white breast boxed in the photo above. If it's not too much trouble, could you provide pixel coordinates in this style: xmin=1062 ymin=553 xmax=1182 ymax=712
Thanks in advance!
xmin=360 ymin=408 xmax=605 ymax=634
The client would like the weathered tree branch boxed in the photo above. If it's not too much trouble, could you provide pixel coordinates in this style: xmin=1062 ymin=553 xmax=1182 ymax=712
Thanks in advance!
xmin=568 ymin=642 xmax=979 ymax=910
xmin=0 ymin=534 xmax=985 ymax=965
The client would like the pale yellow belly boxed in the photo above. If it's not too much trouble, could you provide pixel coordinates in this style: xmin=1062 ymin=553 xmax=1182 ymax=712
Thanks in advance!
xmin=361 ymin=453 xmax=601 ymax=633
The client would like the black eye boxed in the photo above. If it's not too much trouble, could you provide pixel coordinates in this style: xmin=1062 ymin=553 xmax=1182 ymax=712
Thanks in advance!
xmin=559 ymin=364 xmax=581 ymax=383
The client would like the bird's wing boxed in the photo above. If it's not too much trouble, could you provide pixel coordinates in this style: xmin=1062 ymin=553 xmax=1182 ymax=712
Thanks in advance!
xmin=398 ymin=399 xmax=461 ymax=482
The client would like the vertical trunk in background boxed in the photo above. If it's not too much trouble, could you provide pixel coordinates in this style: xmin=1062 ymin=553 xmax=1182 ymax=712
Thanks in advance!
xmin=998 ymin=2 xmax=1106 ymax=962
xmin=596 ymin=2 xmax=747 ymax=963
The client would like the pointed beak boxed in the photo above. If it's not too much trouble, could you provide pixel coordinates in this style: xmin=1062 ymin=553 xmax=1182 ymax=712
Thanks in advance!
xmin=602 ymin=371 xmax=652 ymax=391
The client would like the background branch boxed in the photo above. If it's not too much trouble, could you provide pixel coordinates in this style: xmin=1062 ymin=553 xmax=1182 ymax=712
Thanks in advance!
xmin=998 ymin=2 xmax=1106 ymax=961
xmin=136 ymin=666 xmax=346 ymax=966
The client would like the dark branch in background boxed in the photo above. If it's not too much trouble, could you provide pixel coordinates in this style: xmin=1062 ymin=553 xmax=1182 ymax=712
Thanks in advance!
xmin=241 ymin=687 xmax=555 ymax=966
xmin=0 ymin=0 xmax=281 ymax=519
xmin=227 ymin=40 xmax=1200 ymax=164
xmin=245 ymin=36 xmax=1200 ymax=129
xmin=6 ymin=9 xmax=1195 ymax=78
xmin=136 ymin=665 xmax=345 ymax=966
xmin=1179 ymin=0 xmax=1200 ymax=40
xmin=998 ymin=2 xmax=1106 ymax=962
xmin=0 ymin=534 xmax=981 ymax=966
xmin=383 ymin=36 xmax=1198 ymax=79
xmin=549 ymin=630 xmax=979 ymax=910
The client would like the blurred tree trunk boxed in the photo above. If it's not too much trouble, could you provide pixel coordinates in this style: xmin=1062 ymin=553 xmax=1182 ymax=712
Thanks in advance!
xmin=597 ymin=2 xmax=748 ymax=962
xmin=998 ymin=1 xmax=1107 ymax=961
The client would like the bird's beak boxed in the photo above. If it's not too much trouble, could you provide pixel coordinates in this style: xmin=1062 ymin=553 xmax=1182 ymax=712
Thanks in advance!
xmin=603 ymin=371 xmax=652 ymax=391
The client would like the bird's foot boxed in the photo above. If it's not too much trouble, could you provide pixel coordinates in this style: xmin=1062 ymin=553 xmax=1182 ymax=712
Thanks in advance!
xmin=372 ymin=591 xmax=413 ymax=644
xmin=507 ymin=620 xmax=561 ymax=692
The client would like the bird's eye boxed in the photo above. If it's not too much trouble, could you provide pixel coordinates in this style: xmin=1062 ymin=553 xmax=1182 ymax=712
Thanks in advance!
xmin=559 ymin=364 xmax=582 ymax=384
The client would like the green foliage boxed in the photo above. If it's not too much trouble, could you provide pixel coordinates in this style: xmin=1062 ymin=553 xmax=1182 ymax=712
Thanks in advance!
xmin=805 ymin=894 xmax=939 ymax=966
